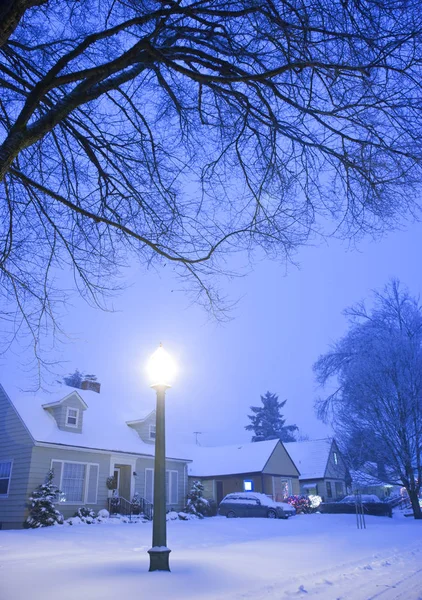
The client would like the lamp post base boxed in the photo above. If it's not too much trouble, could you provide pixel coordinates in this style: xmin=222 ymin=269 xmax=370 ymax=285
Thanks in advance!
xmin=148 ymin=547 xmax=171 ymax=572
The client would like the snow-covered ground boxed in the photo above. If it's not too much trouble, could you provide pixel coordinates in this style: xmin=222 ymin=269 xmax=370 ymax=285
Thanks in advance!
xmin=1 ymin=513 xmax=421 ymax=600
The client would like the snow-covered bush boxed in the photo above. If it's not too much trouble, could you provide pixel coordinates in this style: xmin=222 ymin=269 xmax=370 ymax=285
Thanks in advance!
xmin=74 ymin=507 xmax=96 ymax=524
xmin=178 ymin=511 xmax=199 ymax=520
xmin=166 ymin=511 xmax=179 ymax=521
xmin=97 ymin=509 xmax=110 ymax=520
xmin=131 ymin=492 xmax=141 ymax=515
xmin=184 ymin=481 xmax=211 ymax=518
xmin=24 ymin=469 xmax=64 ymax=528
xmin=286 ymin=495 xmax=314 ymax=514
xmin=66 ymin=516 xmax=83 ymax=526
xmin=110 ymin=489 xmax=120 ymax=514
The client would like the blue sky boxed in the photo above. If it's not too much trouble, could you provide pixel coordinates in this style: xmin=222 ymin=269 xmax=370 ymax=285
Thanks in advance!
xmin=2 ymin=221 xmax=421 ymax=447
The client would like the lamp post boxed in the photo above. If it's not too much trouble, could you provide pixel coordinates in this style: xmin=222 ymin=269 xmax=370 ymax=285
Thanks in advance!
xmin=146 ymin=344 xmax=176 ymax=572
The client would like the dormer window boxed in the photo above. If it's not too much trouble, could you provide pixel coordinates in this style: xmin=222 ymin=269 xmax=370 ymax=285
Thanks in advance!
xmin=149 ymin=424 xmax=156 ymax=440
xmin=66 ymin=407 xmax=79 ymax=428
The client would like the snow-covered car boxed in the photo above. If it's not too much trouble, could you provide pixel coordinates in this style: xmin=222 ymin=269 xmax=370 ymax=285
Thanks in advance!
xmin=339 ymin=494 xmax=382 ymax=504
xmin=218 ymin=492 xmax=295 ymax=519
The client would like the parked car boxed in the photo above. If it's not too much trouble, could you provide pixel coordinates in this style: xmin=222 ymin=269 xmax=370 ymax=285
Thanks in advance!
xmin=218 ymin=492 xmax=295 ymax=519
xmin=319 ymin=493 xmax=392 ymax=517
xmin=339 ymin=494 xmax=382 ymax=504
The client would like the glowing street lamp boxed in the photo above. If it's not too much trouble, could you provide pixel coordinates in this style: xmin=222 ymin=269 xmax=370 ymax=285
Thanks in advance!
xmin=146 ymin=344 xmax=176 ymax=572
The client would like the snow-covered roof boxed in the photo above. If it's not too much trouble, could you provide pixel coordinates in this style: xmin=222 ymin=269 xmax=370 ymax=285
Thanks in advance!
xmin=283 ymin=439 xmax=333 ymax=480
xmin=3 ymin=384 xmax=190 ymax=461
xmin=187 ymin=439 xmax=280 ymax=477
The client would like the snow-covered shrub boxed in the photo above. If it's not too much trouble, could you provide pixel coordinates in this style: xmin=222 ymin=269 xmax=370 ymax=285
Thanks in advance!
xmin=178 ymin=511 xmax=199 ymax=520
xmin=110 ymin=489 xmax=120 ymax=514
xmin=131 ymin=492 xmax=141 ymax=515
xmin=97 ymin=509 xmax=110 ymax=520
xmin=166 ymin=511 xmax=179 ymax=521
xmin=74 ymin=507 xmax=96 ymax=524
xmin=65 ymin=516 xmax=83 ymax=526
xmin=24 ymin=469 xmax=64 ymax=528
xmin=286 ymin=495 xmax=314 ymax=514
xmin=184 ymin=481 xmax=211 ymax=518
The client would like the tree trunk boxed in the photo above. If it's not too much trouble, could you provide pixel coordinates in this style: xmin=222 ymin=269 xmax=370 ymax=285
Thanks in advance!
xmin=0 ymin=0 xmax=47 ymax=49
xmin=407 ymin=488 xmax=422 ymax=519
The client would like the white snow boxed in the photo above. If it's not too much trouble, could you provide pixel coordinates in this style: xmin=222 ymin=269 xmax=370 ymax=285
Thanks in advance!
xmin=3 ymin=384 xmax=190 ymax=461
xmin=284 ymin=439 xmax=332 ymax=479
xmin=188 ymin=439 xmax=279 ymax=476
xmin=1 ymin=512 xmax=421 ymax=599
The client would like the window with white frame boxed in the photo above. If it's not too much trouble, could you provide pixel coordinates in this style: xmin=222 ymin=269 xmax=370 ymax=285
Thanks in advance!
xmin=0 ymin=461 xmax=12 ymax=496
xmin=51 ymin=460 xmax=99 ymax=504
xmin=333 ymin=451 xmax=338 ymax=465
xmin=66 ymin=407 xmax=79 ymax=428
xmin=144 ymin=468 xmax=178 ymax=505
xmin=149 ymin=424 xmax=156 ymax=440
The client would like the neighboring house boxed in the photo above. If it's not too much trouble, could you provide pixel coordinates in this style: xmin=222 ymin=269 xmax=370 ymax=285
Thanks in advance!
xmin=349 ymin=463 xmax=402 ymax=499
xmin=284 ymin=439 xmax=348 ymax=501
xmin=0 ymin=382 xmax=191 ymax=529
xmin=187 ymin=439 xmax=301 ymax=505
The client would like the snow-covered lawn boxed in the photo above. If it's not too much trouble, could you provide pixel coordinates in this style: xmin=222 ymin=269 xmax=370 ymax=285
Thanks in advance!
xmin=1 ymin=513 xmax=422 ymax=600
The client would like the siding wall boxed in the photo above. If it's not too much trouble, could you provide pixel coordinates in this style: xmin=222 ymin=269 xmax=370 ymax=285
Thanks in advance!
xmin=0 ymin=387 xmax=34 ymax=529
xmin=30 ymin=446 xmax=111 ymax=519
xmin=45 ymin=393 xmax=85 ymax=433
xmin=324 ymin=441 xmax=348 ymax=481
xmin=127 ymin=412 xmax=156 ymax=445
xmin=134 ymin=456 xmax=187 ymax=511
xmin=263 ymin=442 xmax=300 ymax=477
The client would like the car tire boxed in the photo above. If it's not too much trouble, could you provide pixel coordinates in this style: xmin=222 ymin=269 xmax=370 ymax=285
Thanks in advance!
xmin=267 ymin=509 xmax=277 ymax=519
xmin=227 ymin=510 xmax=236 ymax=518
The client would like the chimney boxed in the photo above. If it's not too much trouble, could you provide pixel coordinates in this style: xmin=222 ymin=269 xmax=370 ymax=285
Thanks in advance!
xmin=81 ymin=380 xmax=101 ymax=394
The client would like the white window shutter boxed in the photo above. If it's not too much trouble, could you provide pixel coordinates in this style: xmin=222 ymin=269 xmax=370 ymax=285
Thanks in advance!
xmin=170 ymin=471 xmax=178 ymax=505
xmin=145 ymin=469 xmax=154 ymax=503
xmin=86 ymin=465 xmax=99 ymax=504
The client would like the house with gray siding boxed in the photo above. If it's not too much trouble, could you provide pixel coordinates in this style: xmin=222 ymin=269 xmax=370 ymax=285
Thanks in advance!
xmin=284 ymin=439 xmax=348 ymax=501
xmin=0 ymin=382 xmax=191 ymax=529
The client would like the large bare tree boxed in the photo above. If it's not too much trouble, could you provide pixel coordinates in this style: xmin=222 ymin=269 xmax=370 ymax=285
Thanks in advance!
xmin=314 ymin=280 xmax=422 ymax=519
xmin=1 ymin=1 xmax=422 ymax=362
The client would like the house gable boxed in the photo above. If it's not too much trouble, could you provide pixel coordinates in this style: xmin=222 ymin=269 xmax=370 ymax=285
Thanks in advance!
xmin=126 ymin=410 xmax=156 ymax=444
xmin=262 ymin=441 xmax=300 ymax=477
xmin=42 ymin=392 xmax=87 ymax=433
xmin=324 ymin=440 xmax=348 ymax=480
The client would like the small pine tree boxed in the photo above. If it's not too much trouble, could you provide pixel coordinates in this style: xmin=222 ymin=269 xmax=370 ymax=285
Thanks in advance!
xmin=63 ymin=369 xmax=97 ymax=389
xmin=24 ymin=469 xmax=64 ymax=528
xmin=185 ymin=481 xmax=210 ymax=518
xmin=131 ymin=492 xmax=141 ymax=515
xmin=245 ymin=391 xmax=298 ymax=443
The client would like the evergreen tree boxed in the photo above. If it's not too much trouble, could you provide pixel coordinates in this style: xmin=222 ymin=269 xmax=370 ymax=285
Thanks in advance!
xmin=24 ymin=469 xmax=64 ymax=528
xmin=245 ymin=392 xmax=298 ymax=443
xmin=185 ymin=481 xmax=210 ymax=518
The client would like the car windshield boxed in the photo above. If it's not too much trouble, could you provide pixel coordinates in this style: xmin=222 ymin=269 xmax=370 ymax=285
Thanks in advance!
xmin=340 ymin=494 xmax=382 ymax=503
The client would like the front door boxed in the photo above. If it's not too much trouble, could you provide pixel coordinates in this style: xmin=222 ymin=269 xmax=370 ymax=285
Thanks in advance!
xmin=113 ymin=467 xmax=121 ymax=494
